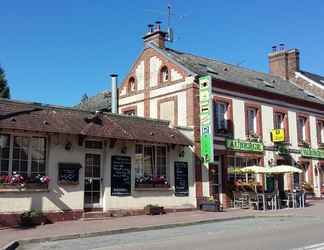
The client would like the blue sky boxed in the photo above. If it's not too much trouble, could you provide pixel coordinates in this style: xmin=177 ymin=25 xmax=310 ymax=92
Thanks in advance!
xmin=1 ymin=0 xmax=324 ymax=106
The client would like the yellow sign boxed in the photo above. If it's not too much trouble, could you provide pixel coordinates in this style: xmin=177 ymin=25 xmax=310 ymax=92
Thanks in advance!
xmin=271 ymin=129 xmax=285 ymax=142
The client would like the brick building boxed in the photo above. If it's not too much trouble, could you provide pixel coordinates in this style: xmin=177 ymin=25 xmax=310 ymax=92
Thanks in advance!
xmin=268 ymin=47 xmax=324 ymax=100
xmin=118 ymin=24 xmax=324 ymax=206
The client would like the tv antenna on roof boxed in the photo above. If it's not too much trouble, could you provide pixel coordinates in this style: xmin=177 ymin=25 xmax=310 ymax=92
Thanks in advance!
xmin=144 ymin=4 xmax=190 ymax=43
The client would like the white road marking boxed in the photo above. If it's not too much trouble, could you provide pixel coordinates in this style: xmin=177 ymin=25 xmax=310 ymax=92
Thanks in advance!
xmin=292 ymin=242 xmax=324 ymax=250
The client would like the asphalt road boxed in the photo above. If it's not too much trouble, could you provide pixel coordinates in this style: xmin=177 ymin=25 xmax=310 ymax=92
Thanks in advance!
xmin=20 ymin=216 xmax=324 ymax=250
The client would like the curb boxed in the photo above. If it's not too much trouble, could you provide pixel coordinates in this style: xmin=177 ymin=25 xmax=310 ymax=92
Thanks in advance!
xmin=0 ymin=213 xmax=297 ymax=250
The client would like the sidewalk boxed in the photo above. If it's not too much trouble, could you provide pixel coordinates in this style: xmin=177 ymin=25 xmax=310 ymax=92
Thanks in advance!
xmin=1 ymin=200 xmax=323 ymax=249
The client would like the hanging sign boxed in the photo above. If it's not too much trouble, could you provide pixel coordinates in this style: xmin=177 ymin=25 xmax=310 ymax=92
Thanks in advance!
xmin=225 ymin=139 xmax=264 ymax=153
xmin=300 ymin=148 xmax=324 ymax=159
xmin=271 ymin=129 xmax=285 ymax=142
xmin=199 ymin=75 xmax=214 ymax=163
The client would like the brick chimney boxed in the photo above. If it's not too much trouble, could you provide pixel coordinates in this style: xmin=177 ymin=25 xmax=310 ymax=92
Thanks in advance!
xmin=268 ymin=45 xmax=300 ymax=80
xmin=143 ymin=21 xmax=167 ymax=49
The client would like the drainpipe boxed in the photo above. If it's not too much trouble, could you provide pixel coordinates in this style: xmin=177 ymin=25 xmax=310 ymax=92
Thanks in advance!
xmin=110 ymin=74 xmax=118 ymax=114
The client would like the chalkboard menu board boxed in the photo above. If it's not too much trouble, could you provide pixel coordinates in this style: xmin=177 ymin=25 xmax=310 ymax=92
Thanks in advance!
xmin=174 ymin=161 xmax=189 ymax=196
xmin=58 ymin=163 xmax=81 ymax=185
xmin=111 ymin=156 xmax=131 ymax=196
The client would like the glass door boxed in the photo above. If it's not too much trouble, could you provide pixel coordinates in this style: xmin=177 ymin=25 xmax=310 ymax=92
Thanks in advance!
xmin=84 ymin=153 xmax=102 ymax=208
xmin=209 ymin=164 xmax=219 ymax=199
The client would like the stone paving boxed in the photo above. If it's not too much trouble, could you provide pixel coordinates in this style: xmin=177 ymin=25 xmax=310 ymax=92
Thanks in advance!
xmin=1 ymin=200 xmax=323 ymax=249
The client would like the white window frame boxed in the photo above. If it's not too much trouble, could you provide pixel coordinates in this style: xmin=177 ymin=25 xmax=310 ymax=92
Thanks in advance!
xmin=215 ymin=102 xmax=228 ymax=130
xmin=0 ymin=133 xmax=47 ymax=177
xmin=274 ymin=112 xmax=284 ymax=129
xmin=320 ymin=121 xmax=324 ymax=144
xmin=161 ymin=67 xmax=169 ymax=83
xmin=247 ymin=108 xmax=257 ymax=134
xmin=297 ymin=117 xmax=306 ymax=141
xmin=134 ymin=143 xmax=169 ymax=180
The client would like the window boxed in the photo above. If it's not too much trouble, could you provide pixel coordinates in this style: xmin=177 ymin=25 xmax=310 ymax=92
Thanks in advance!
xmin=0 ymin=134 xmax=47 ymax=178
xmin=247 ymin=108 xmax=257 ymax=135
xmin=128 ymin=77 xmax=136 ymax=93
xmin=0 ymin=134 xmax=10 ymax=176
xmin=297 ymin=116 xmax=307 ymax=143
xmin=215 ymin=102 xmax=228 ymax=130
xmin=123 ymin=109 xmax=136 ymax=116
xmin=274 ymin=112 xmax=284 ymax=129
xmin=135 ymin=144 xmax=168 ymax=187
xmin=317 ymin=120 xmax=324 ymax=145
xmin=158 ymin=97 xmax=177 ymax=126
xmin=85 ymin=140 xmax=103 ymax=149
xmin=160 ymin=66 xmax=169 ymax=83
xmin=12 ymin=136 xmax=29 ymax=177
xmin=31 ymin=137 xmax=46 ymax=177
xmin=228 ymin=156 xmax=258 ymax=183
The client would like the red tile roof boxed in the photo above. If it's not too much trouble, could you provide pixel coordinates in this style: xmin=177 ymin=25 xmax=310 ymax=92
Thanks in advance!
xmin=0 ymin=99 xmax=192 ymax=146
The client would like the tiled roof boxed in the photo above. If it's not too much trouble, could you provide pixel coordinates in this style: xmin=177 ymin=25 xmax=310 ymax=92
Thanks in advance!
xmin=0 ymin=99 xmax=192 ymax=146
xmin=159 ymin=46 xmax=324 ymax=105
xmin=75 ymin=91 xmax=111 ymax=112
xmin=300 ymin=70 xmax=324 ymax=87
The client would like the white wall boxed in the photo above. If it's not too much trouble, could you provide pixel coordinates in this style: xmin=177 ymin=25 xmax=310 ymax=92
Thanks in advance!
xmin=0 ymin=134 xmax=85 ymax=213
xmin=136 ymin=60 xmax=145 ymax=91
xmin=232 ymin=99 xmax=246 ymax=139
xmin=103 ymin=141 xmax=196 ymax=210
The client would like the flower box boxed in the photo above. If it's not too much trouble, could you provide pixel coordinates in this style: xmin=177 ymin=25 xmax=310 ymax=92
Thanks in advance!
xmin=0 ymin=183 xmax=48 ymax=192
xmin=153 ymin=183 xmax=170 ymax=188
xmin=135 ymin=183 xmax=154 ymax=189
xmin=144 ymin=205 xmax=165 ymax=215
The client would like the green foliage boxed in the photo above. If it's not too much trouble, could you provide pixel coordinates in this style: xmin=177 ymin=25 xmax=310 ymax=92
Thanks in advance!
xmin=0 ymin=66 xmax=10 ymax=98
xmin=20 ymin=209 xmax=44 ymax=226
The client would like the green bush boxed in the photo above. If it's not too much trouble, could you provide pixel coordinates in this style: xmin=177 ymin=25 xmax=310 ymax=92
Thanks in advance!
xmin=20 ymin=209 xmax=44 ymax=227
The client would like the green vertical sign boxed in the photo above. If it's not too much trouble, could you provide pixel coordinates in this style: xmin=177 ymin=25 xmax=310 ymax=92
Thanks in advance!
xmin=199 ymin=75 xmax=213 ymax=163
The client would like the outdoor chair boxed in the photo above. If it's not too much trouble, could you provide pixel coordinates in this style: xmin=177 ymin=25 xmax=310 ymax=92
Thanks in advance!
xmin=233 ymin=192 xmax=248 ymax=208
xmin=248 ymin=192 xmax=261 ymax=210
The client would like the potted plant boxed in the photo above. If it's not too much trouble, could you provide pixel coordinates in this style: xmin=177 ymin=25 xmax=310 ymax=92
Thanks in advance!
xmin=152 ymin=176 xmax=170 ymax=188
xmin=20 ymin=209 xmax=45 ymax=227
xmin=302 ymin=182 xmax=314 ymax=199
xmin=144 ymin=204 xmax=164 ymax=215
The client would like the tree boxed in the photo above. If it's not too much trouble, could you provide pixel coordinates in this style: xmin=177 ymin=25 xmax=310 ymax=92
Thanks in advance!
xmin=0 ymin=66 xmax=10 ymax=98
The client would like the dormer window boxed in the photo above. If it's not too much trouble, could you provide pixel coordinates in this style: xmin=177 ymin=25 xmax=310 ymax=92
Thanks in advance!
xmin=160 ymin=66 xmax=169 ymax=83
xmin=128 ymin=77 xmax=136 ymax=93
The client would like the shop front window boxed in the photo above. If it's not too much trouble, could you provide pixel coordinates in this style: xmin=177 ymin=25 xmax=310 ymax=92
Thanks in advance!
xmin=0 ymin=134 xmax=47 ymax=179
xmin=228 ymin=156 xmax=258 ymax=184
xmin=135 ymin=144 xmax=169 ymax=188
xmin=0 ymin=134 xmax=10 ymax=176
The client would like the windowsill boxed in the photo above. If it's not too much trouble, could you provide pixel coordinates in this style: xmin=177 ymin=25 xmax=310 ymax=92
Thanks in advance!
xmin=0 ymin=184 xmax=49 ymax=193
xmin=134 ymin=183 xmax=171 ymax=191
xmin=134 ymin=187 xmax=172 ymax=191
xmin=318 ymin=143 xmax=324 ymax=149
xmin=298 ymin=142 xmax=311 ymax=148
xmin=214 ymin=132 xmax=233 ymax=138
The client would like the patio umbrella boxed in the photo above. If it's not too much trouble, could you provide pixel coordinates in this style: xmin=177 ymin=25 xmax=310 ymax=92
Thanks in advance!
xmin=266 ymin=165 xmax=302 ymax=174
xmin=227 ymin=167 xmax=243 ymax=174
xmin=241 ymin=166 xmax=267 ymax=173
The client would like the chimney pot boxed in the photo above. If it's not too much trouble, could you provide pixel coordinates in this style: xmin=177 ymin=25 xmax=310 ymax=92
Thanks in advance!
xmin=155 ymin=21 xmax=161 ymax=31
xmin=279 ymin=43 xmax=285 ymax=51
xmin=147 ymin=24 xmax=154 ymax=33
xmin=110 ymin=74 xmax=118 ymax=114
